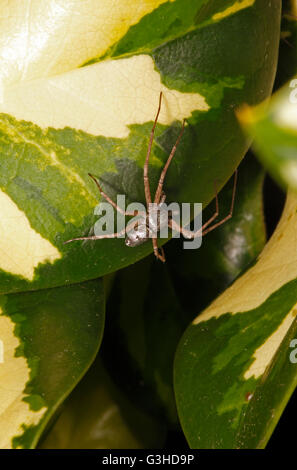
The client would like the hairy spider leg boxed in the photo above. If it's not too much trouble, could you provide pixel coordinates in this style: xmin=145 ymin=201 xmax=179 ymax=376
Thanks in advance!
xmin=169 ymin=169 xmax=238 ymax=239
xmin=152 ymin=237 xmax=166 ymax=263
xmin=143 ymin=92 xmax=164 ymax=260
xmin=144 ymin=92 xmax=163 ymax=207
xmin=202 ymin=169 xmax=237 ymax=236
xmin=154 ymin=119 xmax=185 ymax=204
xmin=64 ymin=218 xmax=138 ymax=244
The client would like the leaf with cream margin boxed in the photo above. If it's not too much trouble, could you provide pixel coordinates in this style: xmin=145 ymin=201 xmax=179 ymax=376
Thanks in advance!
xmin=0 ymin=0 xmax=281 ymax=293
xmin=174 ymin=193 xmax=297 ymax=448
xmin=0 ymin=278 xmax=105 ymax=449
xmin=40 ymin=358 xmax=166 ymax=449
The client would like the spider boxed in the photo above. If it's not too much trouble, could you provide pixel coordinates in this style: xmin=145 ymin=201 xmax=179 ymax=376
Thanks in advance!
xmin=65 ymin=92 xmax=237 ymax=262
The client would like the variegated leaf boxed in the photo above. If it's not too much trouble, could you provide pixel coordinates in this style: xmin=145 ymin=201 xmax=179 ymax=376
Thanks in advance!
xmin=0 ymin=0 xmax=281 ymax=293
xmin=0 ymin=279 xmax=105 ymax=448
xmin=174 ymin=194 xmax=297 ymax=448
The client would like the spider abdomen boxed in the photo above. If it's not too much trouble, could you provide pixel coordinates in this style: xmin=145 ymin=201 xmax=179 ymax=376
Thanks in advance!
xmin=125 ymin=203 xmax=169 ymax=247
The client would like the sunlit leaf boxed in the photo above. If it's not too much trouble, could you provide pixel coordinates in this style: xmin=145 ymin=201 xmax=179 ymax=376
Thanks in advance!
xmin=239 ymin=79 xmax=297 ymax=192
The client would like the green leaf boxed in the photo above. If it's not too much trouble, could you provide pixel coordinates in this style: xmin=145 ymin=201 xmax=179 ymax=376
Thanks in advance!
xmin=0 ymin=279 xmax=105 ymax=448
xmin=174 ymin=193 xmax=297 ymax=448
xmin=276 ymin=1 xmax=297 ymax=87
xmin=103 ymin=255 xmax=188 ymax=427
xmin=235 ymin=310 xmax=297 ymax=448
xmin=39 ymin=358 xmax=166 ymax=449
xmin=0 ymin=0 xmax=281 ymax=293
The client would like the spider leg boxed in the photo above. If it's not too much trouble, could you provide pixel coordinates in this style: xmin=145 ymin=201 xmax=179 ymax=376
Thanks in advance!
xmin=169 ymin=219 xmax=192 ymax=239
xmin=154 ymin=119 xmax=185 ymax=204
xmin=198 ymin=179 xmax=220 ymax=231
xmin=168 ymin=180 xmax=219 ymax=238
xmin=168 ymin=169 xmax=237 ymax=239
xmin=202 ymin=169 xmax=237 ymax=236
xmin=64 ymin=227 xmax=127 ymax=244
xmin=152 ymin=237 xmax=166 ymax=262
xmin=88 ymin=173 xmax=142 ymax=217
xmin=64 ymin=219 xmax=137 ymax=244
xmin=159 ymin=246 xmax=166 ymax=262
xmin=144 ymin=92 xmax=163 ymax=207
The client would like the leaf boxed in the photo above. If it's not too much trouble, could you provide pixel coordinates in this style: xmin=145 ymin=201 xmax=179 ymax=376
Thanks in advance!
xmin=235 ymin=310 xmax=297 ymax=448
xmin=0 ymin=279 xmax=105 ymax=448
xmin=102 ymin=152 xmax=266 ymax=430
xmin=166 ymin=152 xmax=266 ymax=314
xmin=174 ymin=193 xmax=297 ymax=448
xmin=276 ymin=1 xmax=297 ymax=88
xmin=103 ymin=255 xmax=188 ymax=427
xmin=0 ymin=0 xmax=281 ymax=293
xmin=239 ymin=78 xmax=297 ymax=193
xmin=238 ymin=8 xmax=297 ymax=193
xmin=39 ymin=358 xmax=166 ymax=449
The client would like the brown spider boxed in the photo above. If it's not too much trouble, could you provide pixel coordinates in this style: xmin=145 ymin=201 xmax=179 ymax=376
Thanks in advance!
xmin=65 ymin=92 xmax=237 ymax=262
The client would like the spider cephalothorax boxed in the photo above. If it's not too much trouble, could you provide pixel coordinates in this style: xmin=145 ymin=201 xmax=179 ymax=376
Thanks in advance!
xmin=65 ymin=92 xmax=237 ymax=262
xmin=125 ymin=200 xmax=169 ymax=247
